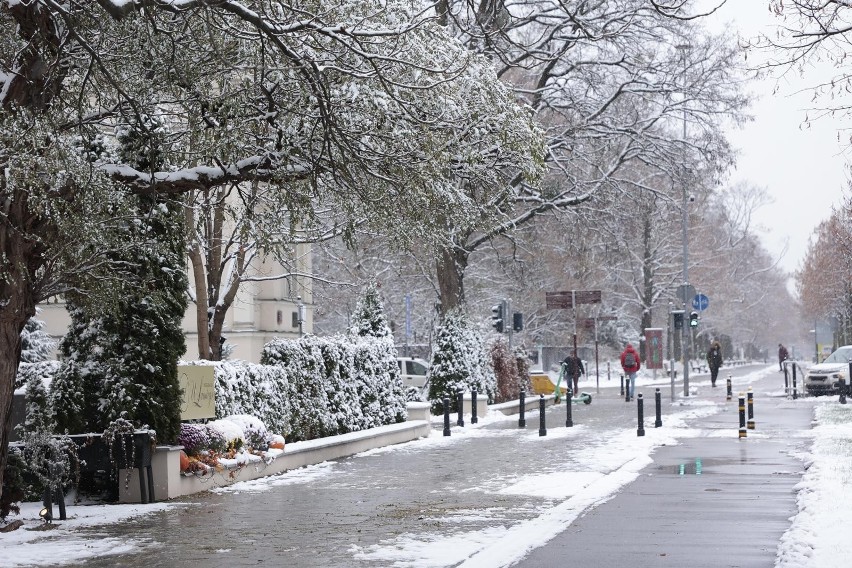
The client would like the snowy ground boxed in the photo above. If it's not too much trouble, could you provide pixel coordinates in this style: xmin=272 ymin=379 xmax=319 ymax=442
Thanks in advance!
xmin=1 ymin=365 xmax=850 ymax=567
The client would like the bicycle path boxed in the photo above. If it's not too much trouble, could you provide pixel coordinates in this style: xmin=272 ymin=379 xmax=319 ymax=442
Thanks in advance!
xmin=513 ymin=372 xmax=814 ymax=568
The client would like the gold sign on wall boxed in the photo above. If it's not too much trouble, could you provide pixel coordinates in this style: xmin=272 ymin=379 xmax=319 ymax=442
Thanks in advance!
xmin=178 ymin=365 xmax=216 ymax=420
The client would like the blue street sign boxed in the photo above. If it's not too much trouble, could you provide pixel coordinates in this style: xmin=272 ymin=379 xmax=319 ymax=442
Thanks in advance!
xmin=692 ymin=294 xmax=709 ymax=311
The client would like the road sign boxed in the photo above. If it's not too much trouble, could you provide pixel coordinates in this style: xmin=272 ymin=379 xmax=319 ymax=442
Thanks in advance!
xmin=545 ymin=290 xmax=602 ymax=309
xmin=692 ymin=294 xmax=709 ymax=311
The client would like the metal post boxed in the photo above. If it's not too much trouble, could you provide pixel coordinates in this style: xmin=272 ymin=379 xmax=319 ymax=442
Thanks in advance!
xmin=456 ymin=390 xmax=464 ymax=427
xmin=566 ymin=388 xmax=574 ymax=428
xmin=677 ymin=43 xmax=691 ymax=399
xmin=726 ymin=376 xmax=732 ymax=402
xmin=538 ymin=394 xmax=547 ymax=436
xmin=625 ymin=376 xmax=630 ymax=402
xmin=669 ymin=301 xmax=675 ymax=402
xmin=637 ymin=393 xmax=645 ymax=437
xmin=607 ymin=361 xmax=611 ymax=381
xmin=840 ymin=378 xmax=847 ymax=405
xmin=738 ymin=393 xmax=747 ymax=439
xmin=747 ymin=387 xmax=755 ymax=430
xmin=784 ymin=363 xmax=789 ymax=396
xmin=595 ymin=323 xmax=600 ymax=394
xmin=620 ymin=374 xmax=624 ymax=397
xmin=654 ymin=388 xmax=662 ymax=428
xmin=792 ymin=364 xmax=798 ymax=400
xmin=471 ymin=390 xmax=478 ymax=423
xmin=443 ymin=397 xmax=451 ymax=436
xmin=518 ymin=390 xmax=526 ymax=428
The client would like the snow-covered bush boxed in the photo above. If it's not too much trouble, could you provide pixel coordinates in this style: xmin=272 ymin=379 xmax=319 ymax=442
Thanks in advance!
xmin=224 ymin=414 xmax=268 ymax=451
xmin=427 ymin=309 xmax=497 ymax=414
xmin=206 ymin=419 xmax=245 ymax=452
xmin=14 ymin=361 xmax=60 ymax=393
xmin=188 ymin=360 xmax=292 ymax=438
xmin=204 ymin=425 xmax=228 ymax=453
xmin=262 ymin=331 xmax=407 ymax=442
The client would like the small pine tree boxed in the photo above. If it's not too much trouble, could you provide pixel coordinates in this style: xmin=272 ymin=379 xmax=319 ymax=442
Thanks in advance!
xmin=348 ymin=284 xmax=406 ymax=426
xmin=349 ymin=283 xmax=392 ymax=339
xmin=427 ymin=309 xmax=496 ymax=414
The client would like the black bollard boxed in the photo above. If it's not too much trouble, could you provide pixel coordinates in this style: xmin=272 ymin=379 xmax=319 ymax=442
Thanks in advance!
xmin=784 ymin=364 xmax=790 ymax=396
xmin=792 ymin=364 xmax=798 ymax=399
xmin=747 ymin=387 xmax=755 ymax=430
xmin=726 ymin=376 xmax=732 ymax=402
xmin=620 ymin=374 xmax=625 ymax=396
xmin=519 ymin=390 xmax=527 ymax=428
xmin=472 ymin=390 xmax=479 ymax=423
xmin=625 ymin=376 xmax=630 ymax=402
xmin=654 ymin=388 xmax=662 ymax=428
xmin=566 ymin=388 xmax=574 ymax=427
xmin=840 ymin=379 xmax=847 ymax=405
xmin=738 ymin=393 xmax=747 ymax=439
xmin=637 ymin=393 xmax=645 ymax=437
xmin=457 ymin=390 xmax=464 ymax=427
xmin=538 ymin=394 xmax=547 ymax=436
xmin=443 ymin=397 xmax=451 ymax=436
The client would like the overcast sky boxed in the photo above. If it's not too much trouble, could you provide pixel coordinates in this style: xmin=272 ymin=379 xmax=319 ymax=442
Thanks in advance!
xmin=708 ymin=2 xmax=849 ymax=280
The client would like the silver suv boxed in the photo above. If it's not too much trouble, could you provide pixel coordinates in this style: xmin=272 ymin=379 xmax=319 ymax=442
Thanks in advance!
xmin=805 ymin=345 xmax=852 ymax=396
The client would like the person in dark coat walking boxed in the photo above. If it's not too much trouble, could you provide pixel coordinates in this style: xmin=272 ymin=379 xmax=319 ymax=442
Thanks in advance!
xmin=561 ymin=354 xmax=585 ymax=395
xmin=778 ymin=344 xmax=789 ymax=372
xmin=706 ymin=340 xmax=723 ymax=387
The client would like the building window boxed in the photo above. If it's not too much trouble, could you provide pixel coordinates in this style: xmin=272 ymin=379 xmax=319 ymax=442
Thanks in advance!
xmin=292 ymin=312 xmax=299 ymax=328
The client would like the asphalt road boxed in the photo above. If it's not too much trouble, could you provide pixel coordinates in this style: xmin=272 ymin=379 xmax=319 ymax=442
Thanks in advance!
xmin=45 ymin=364 xmax=814 ymax=568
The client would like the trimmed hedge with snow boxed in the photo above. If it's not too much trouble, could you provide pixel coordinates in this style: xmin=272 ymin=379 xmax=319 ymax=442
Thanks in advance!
xmin=179 ymin=334 xmax=406 ymax=443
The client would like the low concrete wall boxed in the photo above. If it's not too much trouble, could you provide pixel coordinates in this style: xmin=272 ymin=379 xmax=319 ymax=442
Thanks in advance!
xmin=490 ymin=394 xmax=556 ymax=416
xmin=120 ymin=404 xmax=432 ymax=503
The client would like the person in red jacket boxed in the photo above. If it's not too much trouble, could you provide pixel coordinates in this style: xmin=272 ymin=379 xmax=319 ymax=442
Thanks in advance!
xmin=620 ymin=343 xmax=641 ymax=402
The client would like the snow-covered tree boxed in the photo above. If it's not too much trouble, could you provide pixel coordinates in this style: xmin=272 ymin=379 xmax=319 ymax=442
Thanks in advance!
xmin=350 ymin=284 xmax=393 ymax=340
xmin=426 ymin=1 xmax=748 ymax=315
xmin=427 ymin=309 xmax=496 ymax=414
xmin=19 ymin=315 xmax=55 ymax=364
xmin=52 ymin=195 xmax=187 ymax=442
xmin=0 ymin=1 xmax=543 ymax=496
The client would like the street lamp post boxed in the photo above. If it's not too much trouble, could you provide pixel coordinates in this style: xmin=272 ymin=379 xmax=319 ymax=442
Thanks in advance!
xmin=677 ymin=43 xmax=691 ymax=397
xmin=297 ymin=295 xmax=306 ymax=337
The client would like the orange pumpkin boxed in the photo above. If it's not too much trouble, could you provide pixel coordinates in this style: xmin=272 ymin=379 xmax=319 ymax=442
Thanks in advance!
xmin=268 ymin=440 xmax=285 ymax=450
xmin=179 ymin=450 xmax=190 ymax=472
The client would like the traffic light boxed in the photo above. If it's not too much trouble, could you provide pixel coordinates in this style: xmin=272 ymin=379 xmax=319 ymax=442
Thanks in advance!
xmin=513 ymin=312 xmax=523 ymax=332
xmin=491 ymin=303 xmax=504 ymax=333
xmin=689 ymin=311 xmax=699 ymax=328
xmin=673 ymin=311 xmax=684 ymax=330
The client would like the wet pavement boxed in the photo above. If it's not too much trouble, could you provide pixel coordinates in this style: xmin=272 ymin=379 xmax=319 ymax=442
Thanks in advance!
xmin=37 ymin=365 xmax=816 ymax=568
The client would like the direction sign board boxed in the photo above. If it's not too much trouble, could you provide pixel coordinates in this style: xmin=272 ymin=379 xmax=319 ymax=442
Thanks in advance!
xmin=692 ymin=294 xmax=709 ymax=311
xmin=545 ymin=290 xmax=602 ymax=309
xmin=676 ymin=284 xmax=696 ymax=306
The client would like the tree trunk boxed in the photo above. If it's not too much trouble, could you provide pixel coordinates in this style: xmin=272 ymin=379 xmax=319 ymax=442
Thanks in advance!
xmin=0 ymin=294 xmax=33 ymax=503
xmin=436 ymin=244 xmax=470 ymax=316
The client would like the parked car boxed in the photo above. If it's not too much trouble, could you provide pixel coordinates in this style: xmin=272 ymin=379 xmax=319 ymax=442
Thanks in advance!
xmin=805 ymin=345 xmax=852 ymax=396
xmin=396 ymin=357 xmax=429 ymax=389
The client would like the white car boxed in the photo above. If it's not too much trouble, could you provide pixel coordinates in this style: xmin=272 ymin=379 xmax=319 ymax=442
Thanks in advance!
xmin=805 ymin=345 xmax=852 ymax=396
xmin=396 ymin=357 xmax=429 ymax=389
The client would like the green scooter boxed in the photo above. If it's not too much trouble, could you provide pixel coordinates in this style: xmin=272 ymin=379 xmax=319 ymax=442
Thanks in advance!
xmin=555 ymin=363 xmax=592 ymax=405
